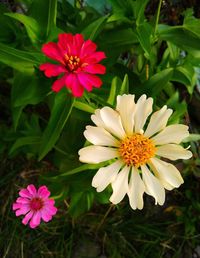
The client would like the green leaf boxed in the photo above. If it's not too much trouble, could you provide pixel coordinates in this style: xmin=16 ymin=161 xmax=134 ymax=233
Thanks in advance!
xmin=183 ymin=8 xmax=200 ymax=38
xmin=107 ymin=76 xmax=122 ymax=105
xmin=9 ymin=136 xmax=41 ymax=154
xmin=12 ymin=105 xmax=24 ymax=131
xmin=158 ymin=24 xmax=200 ymax=51
xmin=29 ymin=0 xmax=57 ymax=39
xmin=74 ymin=101 xmax=95 ymax=113
xmin=136 ymin=22 xmax=153 ymax=59
xmin=5 ymin=13 xmax=40 ymax=44
xmin=182 ymin=134 xmax=200 ymax=143
xmin=0 ymin=4 xmax=20 ymax=44
xmin=82 ymin=15 xmax=108 ymax=40
xmin=144 ymin=68 xmax=174 ymax=96
xmin=12 ymin=72 xmax=49 ymax=107
xmin=68 ymin=191 xmax=94 ymax=218
xmin=38 ymin=90 xmax=74 ymax=160
xmin=0 ymin=42 xmax=44 ymax=72
xmin=119 ymin=74 xmax=129 ymax=95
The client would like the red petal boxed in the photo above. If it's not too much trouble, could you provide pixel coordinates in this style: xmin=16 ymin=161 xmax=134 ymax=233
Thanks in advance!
xmin=58 ymin=33 xmax=73 ymax=54
xmin=66 ymin=74 xmax=84 ymax=97
xmin=83 ymin=64 xmax=106 ymax=74
xmin=40 ymin=63 xmax=66 ymax=77
xmin=52 ymin=75 xmax=66 ymax=92
xmin=83 ymin=51 xmax=106 ymax=63
xmin=78 ymin=73 xmax=102 ymax=90
xmin=41 ymin=42 xmax=63 ymax=63
xmin=80 ymin=39 xmax=97 ymax=58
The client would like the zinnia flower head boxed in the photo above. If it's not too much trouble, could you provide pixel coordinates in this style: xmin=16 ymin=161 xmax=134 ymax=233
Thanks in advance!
xmin=40 ymin=33 xmax=106 ymax=97
xmin=79 ymin=94 xmax=192 ymax=210
xmin=13 ymin=184 xmax=57 ymax=228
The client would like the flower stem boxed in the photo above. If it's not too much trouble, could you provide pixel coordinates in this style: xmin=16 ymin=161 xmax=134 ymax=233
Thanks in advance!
xmin=154 ymin=0 xmax=162 ymax=36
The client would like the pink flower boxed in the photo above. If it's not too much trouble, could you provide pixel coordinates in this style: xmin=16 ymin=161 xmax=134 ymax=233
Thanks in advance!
xmin=39 ymin=33 xmax=106 ymax=97
xmin=12 ymin=184 xmax=57 ymax=229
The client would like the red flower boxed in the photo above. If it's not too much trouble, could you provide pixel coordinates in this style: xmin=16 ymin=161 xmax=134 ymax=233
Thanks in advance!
xmin=40 ymin=33 xmax=106 ymax=97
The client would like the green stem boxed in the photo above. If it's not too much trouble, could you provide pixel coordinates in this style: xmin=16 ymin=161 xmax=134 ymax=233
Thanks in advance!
xmin=154 ymin=0 xmax=162 ymax=36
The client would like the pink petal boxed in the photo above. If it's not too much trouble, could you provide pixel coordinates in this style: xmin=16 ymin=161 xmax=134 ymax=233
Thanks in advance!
xmin=83 ymin=51 xmax=106 ymax=63
xmin=19 ymin=189 xmax=32 ymax=198
xmin=78 ymin=73 xmax=102 ymax=90
xmin=29 ymin=211 xmax=41 ymax=228
xmin=41 ymin=209 xmax=53 ymax=222
xmin=83 ymin=64 xmax=106 ymax=74
xmin=39 ymin=63 xmax=66 ymax=77
xmin=80 ymin=39 xmax=97 ymax=58
xmin=13 ymin=203 xmax=24 ymax=210
xmin=44 ymin=199 xmax=55 ymax=206
xmin=15 ymin=205 xmax=30 ymax=216
xmin=16 ymin=197 xmax=30 ymax=204
xmin=58 ymin=33 xmax=73 ymax=53
xmin=22 ymin=210 xmax=34 ymax=225
xmin=27 ymin=185 xmax=37 ymax=197
xmin=52 ymin=75 xmax=67 ymax=92
xmin=66 ymin=74 xmax=84 ymax=97
xmin=38 ymin=186 xmax=50 ymax=199
xmin=42 ymin=42 xmax=64 ymax=63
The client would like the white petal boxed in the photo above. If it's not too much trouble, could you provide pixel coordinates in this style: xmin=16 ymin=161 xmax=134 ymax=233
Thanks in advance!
xmin=116 ymin=94 xmax=136 ymax=134
xmin=141 ymin=165 xmax=165 ymax=205
xmin=91 ymin=109 xmax=105 ymax=128
xmin=134 ymin=95 xmax=153 ymax=133
xmin=144 ymin=106 xmax=173 ymax=137
xmin=149 ymin=157 xmax=184 ymax=188
xmin=156 ymin=144 xmax=192 ymax=160
xmin=109 ymin=166 xmax=130 ymax=204
xmin=79 ymin=146 xmax=118 ymax=164
xmin=92 ymin=160 xmax=123 ymax=192
xmin=128 ymin=167 xmax=145 ymax=210
xmin=84 ymin=126 xmax=119 ymax=147
xmin=100 ymin=107 xmax=126 ymax=139
xmin=151 ymin=125 xmax=189 ymax=145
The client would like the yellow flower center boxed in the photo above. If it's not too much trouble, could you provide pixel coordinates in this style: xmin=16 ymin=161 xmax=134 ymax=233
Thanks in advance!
xmin=119 ymin=134 xmax=156 ymax=168
xmin=64 ymin=54 xmax=80 ymax=71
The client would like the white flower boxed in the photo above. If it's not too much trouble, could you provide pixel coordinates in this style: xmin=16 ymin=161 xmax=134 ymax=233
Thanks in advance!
xmin=78 ymin=94 xmax=192 ymax=210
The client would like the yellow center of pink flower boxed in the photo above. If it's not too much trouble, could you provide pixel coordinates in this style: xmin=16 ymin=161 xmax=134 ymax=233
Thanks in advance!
xmin=119 ymin=134 xmax=156 ymax=168
xmin=64 ymin=54 xmax=80 ymax=72
xmin=30 ymin=197 xmax=44 ymax=211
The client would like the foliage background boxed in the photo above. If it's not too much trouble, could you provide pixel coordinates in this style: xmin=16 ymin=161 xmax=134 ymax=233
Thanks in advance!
xmin=0 ymin=0 xmax=200 ymax=257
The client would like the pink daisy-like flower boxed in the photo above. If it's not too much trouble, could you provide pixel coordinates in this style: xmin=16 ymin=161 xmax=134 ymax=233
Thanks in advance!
xmin=12 ymin=184 xmax=57 ymax=229
xmin=39 ymin=33 xmax=106 ymax=97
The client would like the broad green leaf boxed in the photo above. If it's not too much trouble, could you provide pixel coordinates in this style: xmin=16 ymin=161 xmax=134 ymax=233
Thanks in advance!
xmin=119 ymin=74 xmax=129 ymax=95
xmin=0 ymin=42 xmax=44 ymax=72
xmin=9 ymin=136 xmax=41 ymax=154
xmin=29 ymin=0 xmax=57 ymax=39
xmin=158 ymin=24 xmax=200 ymax=51
xmin=144 ymin=68 xmax=173 ymax=96
xmin=38 ymin=90 xmax=74 ymax=160
xmin=183 ymin=9 xmax=200 ymax=38
xmin=12 ymin=72 xmax=49 ymax=107
xmin=82 ymin=15 xmax=108 ymax=40
xmin=5 ymin=13 xmax=40 ymax=44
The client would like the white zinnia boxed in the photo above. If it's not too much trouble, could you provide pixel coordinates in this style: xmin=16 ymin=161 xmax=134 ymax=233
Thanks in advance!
xmin=78 ymin=94 xmax=192 ymax=210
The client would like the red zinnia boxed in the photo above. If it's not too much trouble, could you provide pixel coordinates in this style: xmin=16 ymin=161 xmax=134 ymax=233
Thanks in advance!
xmin=40 ymin=33 xmax=106 ymax=97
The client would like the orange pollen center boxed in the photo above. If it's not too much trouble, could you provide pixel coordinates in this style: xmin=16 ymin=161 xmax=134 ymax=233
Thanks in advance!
xmin=64 ymin=54 xmax=80 ymax=71
xmin=119 ymin=134 xmax=156 ymax=168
